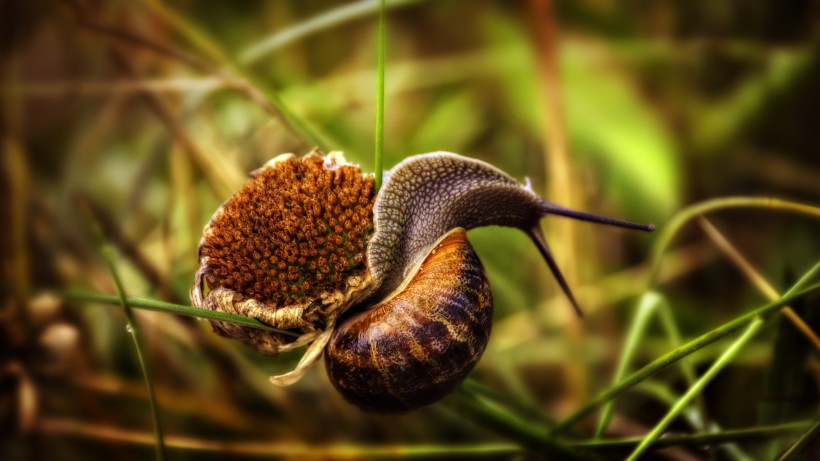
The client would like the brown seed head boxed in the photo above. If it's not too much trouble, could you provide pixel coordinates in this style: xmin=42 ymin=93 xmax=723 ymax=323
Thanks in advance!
xmin=199 ymin=153 xmax=375 ymax=307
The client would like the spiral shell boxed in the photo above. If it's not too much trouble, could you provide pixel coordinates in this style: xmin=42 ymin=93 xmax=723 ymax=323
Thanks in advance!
xmin=325 ymin=228 xmax=492 ymax=413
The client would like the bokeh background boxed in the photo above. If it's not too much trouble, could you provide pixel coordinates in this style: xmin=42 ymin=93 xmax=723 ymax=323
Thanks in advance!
xmin=2 ymin=0 xmax=819 ymax=459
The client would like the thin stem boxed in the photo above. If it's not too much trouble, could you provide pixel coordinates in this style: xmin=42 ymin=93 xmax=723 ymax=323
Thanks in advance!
xmin=80 ymin=199 xmax=166 ymax=461
xmin=39 ymin=416 xmax=522 ymax=458
xmin=65 ymin=11 xmax=214 ymax=73
xmin=594 ymin=292 xmax=704 ymax=438
xmin=594 ymin=292 xmax=661 ymax=437
xmin=551 ymin=268 xmax=820 ymax=436
xmin=63 ymin=291 xmax=300 ymax=337
xmin=776 ymin=414 xmax=820 ymax=461
xmin=650 ymin=197 xmax=820 ymax=285
xmin=699 ymin=216 xmax=820 ymax=351
xmin=134 ymin=0 xmax=328 ymax=150
xmin=38 ymin=416 xmax=812 ymax=456
xmin=101 ymin=249 xmax=166 ymax=461
xmin=449 ymin=389 xmax=595 ymax=461
xmin=239 ymin=0 xmax=422 ymax=65
xmin=626 ymin=317 xmax=765 ymax=460
xmin=374 ymin=0 xmax=386 ymax=191
xmin=461 ymin=379 xmax=558 ymax=429
xmin=528 ymin=0 xmax=587 ymax=409
xmin=577 ymin=421 xmax=812 ymax=450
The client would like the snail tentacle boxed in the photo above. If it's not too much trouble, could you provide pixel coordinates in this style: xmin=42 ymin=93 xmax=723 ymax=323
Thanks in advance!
xmin=526 ymin=224 xmax=583 ymax=317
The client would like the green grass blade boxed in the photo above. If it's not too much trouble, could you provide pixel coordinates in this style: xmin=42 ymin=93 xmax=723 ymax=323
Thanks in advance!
xmin=239 ymin=0 xmax=422 ymax=65
xmin=63 ymin=291 xmax=300 ymax=337
xmin=552 ymin=265 xmax=820 ymax=435
xmin=448 ymin=389 xmax=596 ymax=461
xmin=138 ymin=0 xmax=328 ymax=150
xmin=595 ymin=291 xmax=662 ymax=438
xmin=649 ymin=197 xmax=820 ymax=284
xmin=596 ymin=291 xmax=705 ymax=438
xmin=574 ymin=421 xmax=812 ymax=451
xmin=91 ymin=235 xmax=165 ymax=460
xmin=776 ymin=414 xmax=820 ymax=461
xmin=374 ymin=0 xmax=386 ymax=190
xmin=626 ymin=317 xmax=765 ymax=460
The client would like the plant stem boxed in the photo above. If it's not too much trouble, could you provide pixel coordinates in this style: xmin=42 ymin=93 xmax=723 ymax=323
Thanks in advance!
xmin=39 ymin=415 xmax=811 ymax=456
xmin=450 ymin=388 xmax=596 ymax=460
xmin=63 ymin=291 xmax=300 ymax=337
xmin=138 ymin=0 xmax=328 ymax=150
xmin=594 ymin=291 xmax=660 ymax=437
xmin=552 ymin=271 xmax=820 ymax=435
xmin=699 ymin=216 xmax=820 ymax=351
xmin=95 ymin=243 xmax=165 ymax=460
xmin=239 ymin=0 xmax=422 ymax=65
xmin=626 ymin=317 xmax=765 ymax=460
xmin=576 ymin=421 xmax=812 ymax=450
xmin=649 ymin=197 xmax=820 ymax=285
xmin=776 ymin=414 xmax=820 ymax=461
xmin=374 ymin=0 xmax=386 ymax=190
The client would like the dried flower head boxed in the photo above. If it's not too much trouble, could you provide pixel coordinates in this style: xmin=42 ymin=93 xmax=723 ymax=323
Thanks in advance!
xmin=191 ymin=151 xmax=376 ymax=360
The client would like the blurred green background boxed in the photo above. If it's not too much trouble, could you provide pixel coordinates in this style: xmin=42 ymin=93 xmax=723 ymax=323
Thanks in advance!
xmin=2 ymin=0 xmax=819 ymax=459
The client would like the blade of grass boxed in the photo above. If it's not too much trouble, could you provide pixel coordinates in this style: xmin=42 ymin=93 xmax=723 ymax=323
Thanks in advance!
xmin=625 ymin=316 xmax=765 ymax=460
xmin=594 ymin=292 xmax=659 ymax=437
xmin=138 ymin=0 xmax=328 ymax=150
xmin=80 ymin=202 xmax=166 ymax=461
xmin=699 ymin=216 xmax=820 ymax=351
xmin=633 ymin=380 xmax=703 ymax=429
xmin=461 ymin=378 xmax=558 ymax=429
xmin=448 ymin=389 xmax=597 ymax=461
xmin=776 ymin=414 xmax=820 ymax=461
xmin=551 ymin=263 xmax=820 ymax=435
xmin=100 ymin=249 xmax=166 ymax=461
xmin=239 ymin=0 xmax=422 ymax=65
xmin=594 ymin=292 xmax=658 ymax=437
xmin=649 ymin=197 xmax=820 ymax=285
xmin=38 ymin=415 xmax=813 ymax=456
xmin=39 ymin=416 xmax=522 ymax=458
xmin=62 ymin=291 xmax=300 ymax=337
xmin=596 ymin=292 xmax=705 ymax=438
xmin=528 ymin=0 xmax=587 ymax=409
xmin=374 ymin=0 xmax=386 ymax=190
xmin=576 ymin=420 xmax=813 ymax=451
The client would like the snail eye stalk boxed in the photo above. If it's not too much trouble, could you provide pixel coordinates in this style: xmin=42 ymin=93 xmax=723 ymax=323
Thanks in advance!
xmin=541 ymin=201 xmax=655 ymax=232
xmin=526 ymin=225 xmax=584 ymax=318
xmin=532 ymin=201 xmax=655 ymax=318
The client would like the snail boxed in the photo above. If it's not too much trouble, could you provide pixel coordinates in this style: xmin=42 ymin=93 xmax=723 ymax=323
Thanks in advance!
xmin=191 ymin=150 xmax=653 ymax=413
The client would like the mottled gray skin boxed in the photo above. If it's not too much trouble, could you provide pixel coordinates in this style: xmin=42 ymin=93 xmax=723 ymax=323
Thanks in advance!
xmin=365 ymin=152 xmax=654 ymax=312
xmin=367 ymin=152 xmax=543 ymax=302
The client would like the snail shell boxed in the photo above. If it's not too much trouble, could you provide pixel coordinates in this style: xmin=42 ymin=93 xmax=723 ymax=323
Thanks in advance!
xmin=325 ymin=227 xmax=492 ymax=413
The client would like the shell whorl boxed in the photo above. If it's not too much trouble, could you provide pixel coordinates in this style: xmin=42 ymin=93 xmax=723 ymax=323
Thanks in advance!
xmin=326 ymin=228 xmax=492 ymax=413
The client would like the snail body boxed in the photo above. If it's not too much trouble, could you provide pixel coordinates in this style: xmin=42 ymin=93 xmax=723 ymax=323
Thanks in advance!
xmin=191 ymin=150 xmax=654 ymax=413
